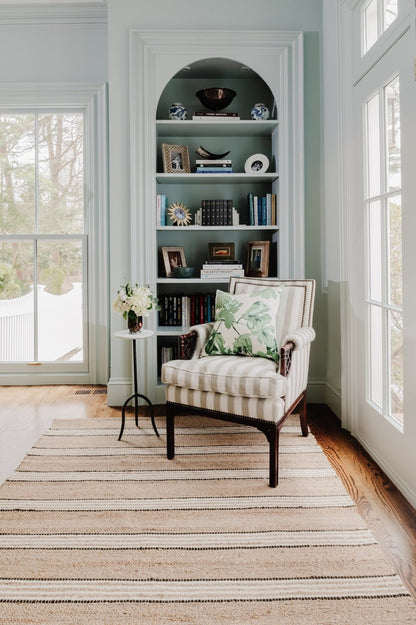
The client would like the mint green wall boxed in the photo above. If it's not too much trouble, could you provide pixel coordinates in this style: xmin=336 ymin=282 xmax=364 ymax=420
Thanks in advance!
xmin=0 ymin=24 xmax=107 ymax=82
xmin=107 ymin=0 xmax=328 ymax=402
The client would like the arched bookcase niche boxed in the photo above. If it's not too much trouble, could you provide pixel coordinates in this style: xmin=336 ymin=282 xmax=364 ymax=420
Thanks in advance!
xmin=156 ymin=57 xmax=277 ymax=121
xmin=129 ymin=30 xmax=304 ymax=402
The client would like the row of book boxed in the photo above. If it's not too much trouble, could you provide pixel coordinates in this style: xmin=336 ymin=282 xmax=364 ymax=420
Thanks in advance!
xmin=200 ymin=260 xmax=244 ymax=280
xmin=156 ymin=194 xmax=168 ymax=226
xmin=247 ymin=192 xmax=278 ymax=226
xmin=197 ymin=199 xmax=237 ymax=226
xmin=158 ymin=293 xmax=216 ymax=327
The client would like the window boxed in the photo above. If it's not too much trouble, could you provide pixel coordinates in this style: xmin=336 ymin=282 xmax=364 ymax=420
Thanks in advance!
xmin=364 ymin=75 xmax=403 ymax=425
xmin=362 ymin=0 xmax=398 ymax=54
xmin=0 ymin=83 xmax=107 ymax=383
xmin=0 ymin=112 xmax=86 ymax=366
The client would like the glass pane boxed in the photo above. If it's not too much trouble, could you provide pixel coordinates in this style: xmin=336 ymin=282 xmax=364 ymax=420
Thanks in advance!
xmin=389 ymin=310 xmax=403 ymax=423
xmin=0 ymin=114 xmax=36 ymax=234
xmin=366 ymin=93 xmax=380 ymax=198
xmin=0 ymin=240 xmax=34 ymax=361
xmin=368 ymin=200 xmax=382 ymax=301
xmin=385 ymin=76 xmax=401 ymax=192
xmin=384 ymin=0 xmax=398 ymax=30
xmin=364 ymin=0 xmax=378 ymax=53
xmin=38 ymin=113 xmax=84 ymax=235
xmin=388 ymin=195 xmax=402 ymax=307
xmin=369 ymin=304 xmax=383 ymax=408
xmin=37 ymin=239 xmax=83 ymax=361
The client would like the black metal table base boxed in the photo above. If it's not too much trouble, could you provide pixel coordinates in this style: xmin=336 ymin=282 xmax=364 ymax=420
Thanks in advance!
xmin=118 ymin=335 xmax=160 ymax=440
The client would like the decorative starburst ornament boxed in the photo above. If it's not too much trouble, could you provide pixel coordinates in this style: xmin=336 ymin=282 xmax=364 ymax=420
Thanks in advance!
xmin=167 ymin=202 xmax=192 ymax=226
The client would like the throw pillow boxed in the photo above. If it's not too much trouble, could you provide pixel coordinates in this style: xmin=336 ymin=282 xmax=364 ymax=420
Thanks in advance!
xmin=202 ymin=287 xmax=280 ymax=362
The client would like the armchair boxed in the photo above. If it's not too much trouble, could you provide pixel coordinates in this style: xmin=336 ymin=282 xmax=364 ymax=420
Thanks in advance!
xmin=161 ymin=277 xmax=316 ymax=487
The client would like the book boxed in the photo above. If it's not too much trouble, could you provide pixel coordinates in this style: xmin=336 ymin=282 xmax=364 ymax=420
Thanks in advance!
xmin=196 ymin=167 xmax=234 ymax=173
xmin=202 ymin=264 xmax=243 ymax=270
xmin=200 ymin=269 xmax=245 ymax=279
xmin=196 ymin=159 xmax=232 ymax=166
xmin=192 ymin=112 xmax=240 ymax=120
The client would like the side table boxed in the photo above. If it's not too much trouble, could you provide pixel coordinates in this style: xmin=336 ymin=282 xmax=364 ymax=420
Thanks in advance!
xmin=115 ymin=329 xmax=160 ymax=440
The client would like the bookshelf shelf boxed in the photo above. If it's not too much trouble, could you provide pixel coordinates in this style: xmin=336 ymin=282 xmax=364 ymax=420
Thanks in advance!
xmin=156 ymin=173 xmax=279 ymax=184
xmin=156 ymin=119 xmax=279 ymax=138
xmin=156 ymin=225 xmax=279 ymax=231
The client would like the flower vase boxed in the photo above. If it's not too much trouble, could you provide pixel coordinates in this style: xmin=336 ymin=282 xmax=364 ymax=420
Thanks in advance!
xmin=127 ymin=312 xmax=143 ymax=333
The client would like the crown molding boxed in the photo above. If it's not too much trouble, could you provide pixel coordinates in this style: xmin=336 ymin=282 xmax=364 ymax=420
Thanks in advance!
xmin=0 ymin=3 xmax=107 ymax=25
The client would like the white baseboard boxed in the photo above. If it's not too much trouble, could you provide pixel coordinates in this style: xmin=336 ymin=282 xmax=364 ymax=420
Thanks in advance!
xmin=306 ymin=379 xmax=341 ymax=419
xmin=355 ymin=432 xmax=416 ymax=510
xmin=106 ymin=377 xmax=132 ymax=407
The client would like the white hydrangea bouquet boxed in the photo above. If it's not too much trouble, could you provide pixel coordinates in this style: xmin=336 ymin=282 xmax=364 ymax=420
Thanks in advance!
xmin=113 ymin=282 xmax=159 ymax=332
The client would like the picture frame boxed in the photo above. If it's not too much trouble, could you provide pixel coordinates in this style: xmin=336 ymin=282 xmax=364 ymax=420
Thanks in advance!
xmin=208 ymin=242 xmax=235 ymax=261
xmin=244 ymin=153 xmax=270 ymax=174
xmin=162 ymin=246 xmax=187 ymax=277
xmin=246 ymin=240 xmax=270 ymax=277
xmin=162 ymin=143 xmax=191 ymax=174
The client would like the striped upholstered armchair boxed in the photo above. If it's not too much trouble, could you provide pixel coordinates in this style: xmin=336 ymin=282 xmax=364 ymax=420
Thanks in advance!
xmin=161 ymin=277 xmax=316 ymax=487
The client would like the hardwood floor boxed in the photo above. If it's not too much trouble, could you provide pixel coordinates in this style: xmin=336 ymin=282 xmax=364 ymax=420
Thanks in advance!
xmin=0 ymin=386 xmax=415 ymax=602
xmin=308 ymin=403 xmax=416 ymax=602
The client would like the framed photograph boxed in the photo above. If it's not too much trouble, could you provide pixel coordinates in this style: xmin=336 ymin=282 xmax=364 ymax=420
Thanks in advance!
xmin=246 ymin=240 xmax=270 ymax=277
xmin=162 ymin=143 xmax=191 ymax=174
xmin=162 ymin=246 xmax=187 ymax=277
xmin=208 ymin=242 xmax=235 ymax=261
xmin=244 ymin=153 xmax=270 ymax=174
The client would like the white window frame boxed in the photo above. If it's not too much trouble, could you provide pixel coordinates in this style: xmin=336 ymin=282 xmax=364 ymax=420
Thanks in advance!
xmin=0 ymin=83 xmax=108 ymax=385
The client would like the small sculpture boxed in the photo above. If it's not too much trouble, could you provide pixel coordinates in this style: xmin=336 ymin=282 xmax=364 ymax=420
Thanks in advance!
xmin=168 ymin=202 xmax=192 ymax=226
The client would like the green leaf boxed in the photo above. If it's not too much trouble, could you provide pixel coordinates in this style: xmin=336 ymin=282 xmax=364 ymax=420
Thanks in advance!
xmin=204 ymin=329 xmax=227 ymax=355
xmin=241 ymin=300 xmax=273 ymax=331
xmin=232 ymin=334 xmax=253 ymax=356
xmin=216 ymin=291 xmax=242 ymax=329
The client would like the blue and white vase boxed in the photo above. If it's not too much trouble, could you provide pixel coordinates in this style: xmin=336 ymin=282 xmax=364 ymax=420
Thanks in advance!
xmin=250 ymin=103 xmax=270 ymax=120
xmin=168 ymin=102 xmax=187 ymax=120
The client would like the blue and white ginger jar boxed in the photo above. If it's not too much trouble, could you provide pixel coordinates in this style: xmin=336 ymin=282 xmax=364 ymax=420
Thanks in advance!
xmin=251 ymin=103 xmax=270 ymax=120
xmin=168 ymin=102 xmax=187 ymax=120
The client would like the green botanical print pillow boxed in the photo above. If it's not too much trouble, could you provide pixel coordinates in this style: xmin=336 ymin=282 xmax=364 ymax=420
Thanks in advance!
xmin=202 ymin=288 xmax=280 ymax=363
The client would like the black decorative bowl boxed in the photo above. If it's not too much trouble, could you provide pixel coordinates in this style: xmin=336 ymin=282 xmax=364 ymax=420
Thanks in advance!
xmin=196 ymin=88 xmax=236 ymax=112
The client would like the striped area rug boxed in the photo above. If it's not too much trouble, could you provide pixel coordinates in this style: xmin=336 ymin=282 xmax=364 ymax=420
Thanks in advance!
xmin=0 ymin=414 xmax=415 ymax=624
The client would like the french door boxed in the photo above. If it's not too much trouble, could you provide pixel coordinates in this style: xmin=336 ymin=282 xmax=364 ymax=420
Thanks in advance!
xmin=350 ymin=29 xmax=416 ymax=490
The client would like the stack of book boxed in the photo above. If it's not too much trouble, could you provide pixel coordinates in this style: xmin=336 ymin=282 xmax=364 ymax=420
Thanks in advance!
xmin=196 ymin=159 xmax=233 ymax=173
xmin=194 ymin=199 xmax=239 ymax=226
xmin=247 ymin=192 xmax=278 ymax=226
xmin=200 ymin=260 xmax=244 ymax=280
xmin=192 ymin=112 xmax=240 ymax=121
xmin=156 ymin=194 xmax=168 ymax=226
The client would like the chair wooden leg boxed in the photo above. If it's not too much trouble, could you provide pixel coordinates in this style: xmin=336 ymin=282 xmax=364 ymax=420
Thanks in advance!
xmin=299 ymin=392 xmax=308 ymax=437
xmin=267 ymin=426 xmax=279 ymax=488
xmin=166 ymin=402 xmax=175 ymax=459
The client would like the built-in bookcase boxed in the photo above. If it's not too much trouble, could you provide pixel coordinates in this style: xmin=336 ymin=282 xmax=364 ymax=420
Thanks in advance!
xmin=130 ymin=30 xmax=304 ymax=402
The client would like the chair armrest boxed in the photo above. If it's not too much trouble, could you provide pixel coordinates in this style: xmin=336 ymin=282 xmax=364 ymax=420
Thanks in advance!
xmin=178 ymin=322 xmax=214 ymax=359
xmin=279 ymin=328 xmax=315 ymax=379
xmin=281 ymin=327 xmax=316 ymax=351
